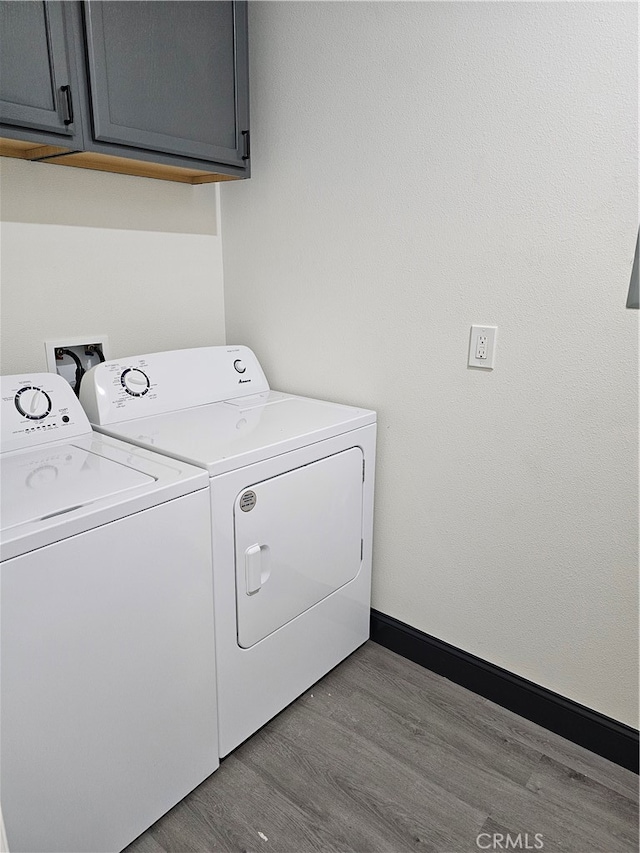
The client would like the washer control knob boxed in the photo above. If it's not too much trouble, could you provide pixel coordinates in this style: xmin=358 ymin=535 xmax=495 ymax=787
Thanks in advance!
xmin=121 ymin=368 xmax=150 ymax=397
xmin=15 ymin=387 xmax=52 ymax=420
xmin=233 ymin=359 xmax=246 ymax=374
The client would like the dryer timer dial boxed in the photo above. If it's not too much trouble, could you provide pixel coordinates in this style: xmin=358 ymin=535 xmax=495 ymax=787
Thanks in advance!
xmin=121 ymin=368 xmax=150 ymax=397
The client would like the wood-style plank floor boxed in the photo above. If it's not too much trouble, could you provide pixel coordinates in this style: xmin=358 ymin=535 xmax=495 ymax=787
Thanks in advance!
xmin=125 ymin=642 xmax=638 ymax=853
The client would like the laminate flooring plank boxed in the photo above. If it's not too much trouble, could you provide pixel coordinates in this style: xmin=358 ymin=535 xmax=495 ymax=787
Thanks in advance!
xmin=316 ymin=648 xmax=540 ymax=788
xmin=230 ymin=732 xmax=441 ymax=853
xmin=470 ymin=697 xmax=639 ymax=802
xmin=234 ymin=700 xmax=487 ymax=852
xmin=215 ymin=741 xmax=420 ymax=853
xmin=522 ymin=754 xmax=638 ymax=852
xmin=343 ymin=643 xmax=638 ymax=804
xmin=293 ymin=662 xmax=638 ymax=852
xmin=468 ymin=754 xmax=634 ymax=853
xmin=125 ymin=642 xmax=638 ymax=853
xmin=338 ymin=647 xmax=636 ymax=852
xmin=147 ymin=753 xmax=350 ymax=853
xmin=297 ymin=677 xmax=541 ymax=819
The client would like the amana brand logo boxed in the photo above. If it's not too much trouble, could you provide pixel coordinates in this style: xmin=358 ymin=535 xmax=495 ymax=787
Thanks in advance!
xmin=476 ymin=833 xmax=544 ymax=850
xmin=238 ymin=378 xmax=251 ymax=384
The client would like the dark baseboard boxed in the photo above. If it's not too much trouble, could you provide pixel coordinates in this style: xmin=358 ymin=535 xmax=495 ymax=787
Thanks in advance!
xmin=370 ymin=609 xmax=639 ymax=774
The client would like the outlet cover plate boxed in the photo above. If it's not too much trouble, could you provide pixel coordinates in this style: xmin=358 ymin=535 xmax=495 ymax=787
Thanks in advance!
xmin=468 ymin=325 xmax=497 ymax=369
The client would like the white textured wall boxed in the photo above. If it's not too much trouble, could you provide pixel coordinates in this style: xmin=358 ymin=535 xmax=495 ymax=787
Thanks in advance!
xmin=221 ymin=1 xmax=639 ymax=726
xmin=1 ymin=157 xmax=226 ymax=373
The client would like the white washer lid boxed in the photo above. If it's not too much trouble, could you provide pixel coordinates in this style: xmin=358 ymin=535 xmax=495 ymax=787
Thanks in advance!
xmin=1 ymin=443 xmax=155 ymax=532
xmin=92 ymin=391 xmax=376 ymax=477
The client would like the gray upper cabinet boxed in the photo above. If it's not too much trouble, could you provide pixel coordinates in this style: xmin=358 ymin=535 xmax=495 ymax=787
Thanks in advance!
xmin=0 ymin=0 xmax=249 ymax=183
xmin=83 ymin=1 xmax=249 ymax=169
xmin=0 ymin=1 xmax=82 ymax=144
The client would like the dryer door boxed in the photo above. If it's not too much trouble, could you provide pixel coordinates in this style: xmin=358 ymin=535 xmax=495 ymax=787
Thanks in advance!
xmin=234 ymin=447 xmax=364 ymax=648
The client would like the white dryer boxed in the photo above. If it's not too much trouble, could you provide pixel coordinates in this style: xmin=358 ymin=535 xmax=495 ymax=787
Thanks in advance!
xmin=1 ymin=373 xmax=218 ymax=853
xmin=81 ymin=347 xmax=376 ymax=756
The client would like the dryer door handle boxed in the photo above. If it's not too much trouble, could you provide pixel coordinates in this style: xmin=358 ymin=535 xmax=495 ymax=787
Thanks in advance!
xmin=245 ymin=544 xmax=270 ymax=595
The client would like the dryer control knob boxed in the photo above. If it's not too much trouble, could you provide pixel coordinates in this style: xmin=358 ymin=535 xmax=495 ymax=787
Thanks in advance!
xmin=121 ymin=368 xmax=150 ymax=397
xmin=233 ymin=359 xmax=246 ymax=374
xmin=15 ymin=387 xmax=52 ymax=420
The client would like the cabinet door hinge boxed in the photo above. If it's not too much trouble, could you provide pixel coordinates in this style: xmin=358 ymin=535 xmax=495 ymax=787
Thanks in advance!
xmin=241 ymin=129 xmax=250 ymax=161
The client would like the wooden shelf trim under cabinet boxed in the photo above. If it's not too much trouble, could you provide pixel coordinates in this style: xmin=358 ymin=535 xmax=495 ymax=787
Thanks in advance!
xmin=0 ymin=137 xmax=70 ymax=160
xmin=42 ymin=151 xmax=241 ymax=184
xmin=0 ymin=138 xmax=242 ymax=184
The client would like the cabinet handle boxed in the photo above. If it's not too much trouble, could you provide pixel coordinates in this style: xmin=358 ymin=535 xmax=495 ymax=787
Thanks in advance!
xmin=241 ymin=129 xmax=250 ymax=161
xmin=60 ymin=85 xmax=74 ymax=126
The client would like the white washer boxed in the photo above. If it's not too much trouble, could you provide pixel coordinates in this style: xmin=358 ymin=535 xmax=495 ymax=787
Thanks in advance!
xmin=1 ymin=373 xmax=218 ymax=853
xmin=81 ymin=346 xmax=376 ymax=756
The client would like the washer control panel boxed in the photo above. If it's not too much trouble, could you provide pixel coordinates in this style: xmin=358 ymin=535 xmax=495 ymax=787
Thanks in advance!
xmin=80 ymin=346 xmax=270 ymax=425
xmin=1 ymin=373 xmax=92 ymax=453
xmin=15 ymin=386 xmax=52 ymax=420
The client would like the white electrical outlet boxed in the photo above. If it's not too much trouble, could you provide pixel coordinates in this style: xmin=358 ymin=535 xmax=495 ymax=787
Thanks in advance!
xmin=45 ymin=336 xmax=111 ymax=390
xmin=468 ymin=325 xmax=497 ymax=369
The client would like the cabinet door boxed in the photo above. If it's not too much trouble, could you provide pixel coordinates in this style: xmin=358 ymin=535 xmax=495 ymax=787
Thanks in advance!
xmin=83 ymin=1 xmax=249 ymax=168
xmin=0 ymin=1 xmax=80 ymax=139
